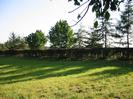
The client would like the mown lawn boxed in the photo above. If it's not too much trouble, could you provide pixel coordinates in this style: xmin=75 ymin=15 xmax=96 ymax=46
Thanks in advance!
xmin=0 ymin=56 xmax=133 ymax=99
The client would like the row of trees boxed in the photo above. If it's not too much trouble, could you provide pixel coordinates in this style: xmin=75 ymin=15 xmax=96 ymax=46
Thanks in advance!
xmin=0 ymin=20 xmax=74 ymax=50
xmin=0 ymin=31 xmax=47 ymax=50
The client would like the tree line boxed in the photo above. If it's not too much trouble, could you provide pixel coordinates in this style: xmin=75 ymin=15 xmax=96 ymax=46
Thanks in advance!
xmin=0 ymin=0 xmax=133 ymax=50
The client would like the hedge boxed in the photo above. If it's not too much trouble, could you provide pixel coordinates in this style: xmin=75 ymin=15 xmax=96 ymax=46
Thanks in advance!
xmin=0 ymin=48 xmax=133 ymax=60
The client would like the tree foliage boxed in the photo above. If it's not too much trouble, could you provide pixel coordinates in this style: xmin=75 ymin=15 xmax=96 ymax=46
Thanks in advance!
xmin=68 ymin=0 xmax=124 ymax=26
xmin=74 ymin=26 xmax=87 ymax=48
xmin=26 ymin=30 xmax=47 ymax=50
xmin=0 ymin=43 xmax=7 ymax=50
xmin=68 ymin=0 xmax=123 ymax=16
xmin=5 ymin=33 xmax=27 ymax=50
xmin=49 ymin=20 xmax=75 ymax=48
xmin=85 ymin=28 xmax=103 ymax=48
xmin=96 ymin=17 xmax=115 ymax=48
xmin=116 ymin=0 xmax=133 ymax=48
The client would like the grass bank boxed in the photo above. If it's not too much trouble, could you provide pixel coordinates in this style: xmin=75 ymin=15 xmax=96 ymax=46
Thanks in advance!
xmin=0 ymin=56 xmax=133 ymax=99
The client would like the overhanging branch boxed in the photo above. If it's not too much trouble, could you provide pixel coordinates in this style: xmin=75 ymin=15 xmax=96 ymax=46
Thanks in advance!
xmin=68 ymin=0 xmax=89 ymax=13
xmin=71 ymin=4 xmax=89 ymax=27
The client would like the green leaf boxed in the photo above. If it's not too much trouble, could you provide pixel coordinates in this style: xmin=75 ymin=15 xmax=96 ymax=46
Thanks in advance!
xmin=94 ymin=21 xmax=98 ymax=28
xmin=74 ymin=0 xmax=80 ymax=5
xmin=110 ymin=2 xmax=117 ymax=10
xmin=77 ymin=14 xmax=81 ymax=19
xmin=104 ymin=11 xmax=110 ymax=20
xmin=89 ymin=0 xmax=94 ymax=6
xmin=92 ymin=5 xmax=96 ymax=12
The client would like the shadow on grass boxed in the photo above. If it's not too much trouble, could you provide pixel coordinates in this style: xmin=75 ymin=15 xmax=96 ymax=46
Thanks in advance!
xmin=0 ymin=56 xmax=133 ymax=84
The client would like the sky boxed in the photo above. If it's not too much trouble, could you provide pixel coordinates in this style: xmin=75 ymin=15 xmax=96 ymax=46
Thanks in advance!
xmin=0 ymin=0 xmax=120 ymax=43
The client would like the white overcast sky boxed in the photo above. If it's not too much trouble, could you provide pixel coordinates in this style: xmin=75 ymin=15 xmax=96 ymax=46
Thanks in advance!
xmin=0 ymin=0 xmax=121 ymax=43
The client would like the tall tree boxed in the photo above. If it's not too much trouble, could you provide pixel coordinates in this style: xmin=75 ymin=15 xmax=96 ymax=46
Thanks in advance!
xmin=49 ymin=20 xmax=75 ymax=48
xmin=96 ymin=17 xmax=114 ymax=48
xmin=116 ymin=0 xmax=133 ymax=48
xmin=26 ymin=30 xmax=47 ymax=50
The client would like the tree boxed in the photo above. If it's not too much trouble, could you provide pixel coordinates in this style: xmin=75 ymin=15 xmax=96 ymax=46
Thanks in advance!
xmin=74 ymin=26 xmax=103 ymax=48
xmin=26 ymin=30 xmax=47 ymax=50
xmin=5 ymin=33 xmax=27 ymax=50
xmin=85 ymin=28 xmax=103 ymax=48
xmin=49 ymin=20 xmax=75 ymax=48
xmin=116 ymin=0 xmax=133 ymax=48
xmin=95 ymin=17 xmax=115 ymax=48
xmin=74 ymin=26 xmax=87 ymax=48
xmin=68 ymin=0 xmax=124 ymax=26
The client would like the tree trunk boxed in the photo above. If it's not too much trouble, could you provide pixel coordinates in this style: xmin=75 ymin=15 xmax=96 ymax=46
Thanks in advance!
xmin=127 ymin=31 xmax=129 ymax=48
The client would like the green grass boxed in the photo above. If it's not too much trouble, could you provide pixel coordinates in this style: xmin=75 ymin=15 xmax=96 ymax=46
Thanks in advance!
xmin=0 ymin=56 xmax=133 ymax=99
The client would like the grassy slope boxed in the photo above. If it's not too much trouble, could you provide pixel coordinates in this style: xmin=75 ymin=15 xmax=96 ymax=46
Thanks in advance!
xmin=0 ymin=56 xmax=133 ymax=99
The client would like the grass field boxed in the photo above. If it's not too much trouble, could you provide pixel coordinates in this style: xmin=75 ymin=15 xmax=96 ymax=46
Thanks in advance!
xmin=0 ymin=56 xmax=133 ymax=99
